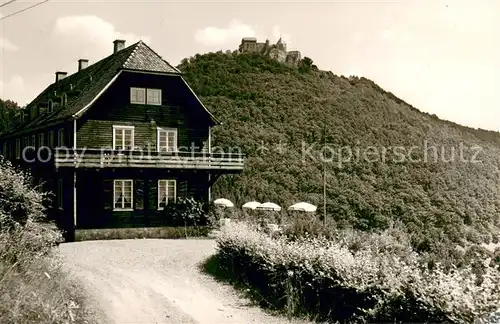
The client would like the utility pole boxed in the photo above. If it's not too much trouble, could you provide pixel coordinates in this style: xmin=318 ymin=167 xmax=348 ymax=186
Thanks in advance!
xmin=322 ymin=123 xmax=327 ymax=224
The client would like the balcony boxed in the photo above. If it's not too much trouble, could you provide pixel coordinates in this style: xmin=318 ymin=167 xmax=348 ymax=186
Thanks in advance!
xmin=53 ymin=148 xmax=245 ymax=171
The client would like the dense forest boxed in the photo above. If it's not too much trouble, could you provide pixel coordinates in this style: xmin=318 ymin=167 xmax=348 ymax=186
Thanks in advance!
xmin=178 ymin=52 xmax=500 ymax=249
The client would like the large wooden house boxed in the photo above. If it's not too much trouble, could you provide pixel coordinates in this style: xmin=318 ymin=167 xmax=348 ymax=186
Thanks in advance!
xmin=0 ymin=40 xmax=245 ymax=240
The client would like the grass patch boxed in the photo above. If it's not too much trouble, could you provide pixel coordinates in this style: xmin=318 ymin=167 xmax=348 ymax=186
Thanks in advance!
xmin=203 ymin=254 xmax=289 ymax=311
xmin=0 ymin=255 xmax=100 ymax=324
xmin=0 ymin=158 xmax=103 ymax=323
xmin=201 ymin=254 xmax=324 ymax=323
xmin=201 ymin=254 xmax=275 ymax=309
xmin=75 ymin=226 xmax=211 ymax=241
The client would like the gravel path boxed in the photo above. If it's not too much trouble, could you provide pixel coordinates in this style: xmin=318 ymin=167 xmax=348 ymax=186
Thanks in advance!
xmin=60 ymin=239 xmax=309 ymax=324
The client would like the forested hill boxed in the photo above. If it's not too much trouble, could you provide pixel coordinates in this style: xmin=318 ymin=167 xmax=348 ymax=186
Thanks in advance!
xmin=180 ymin=52 xmax=500 ymax=246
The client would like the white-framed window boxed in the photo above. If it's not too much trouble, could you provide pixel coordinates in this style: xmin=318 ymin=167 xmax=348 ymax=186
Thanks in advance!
xmin=57 ymin=179 xmax=63 ymax=209
xmin=158 ymin=180 xmax=176 ymax=210
xmin=48 ymin=131 xmax=54 ymax=148
xmin=58 ymin=129 xmax=65 ymax=147
xmin=130 ymin=87 xmax=146 ymax=104
xmin=15 ymin=139 xmax=20 ymax=159
xmin=114 ymin=180 xmax=133 ymax=210
xmin=130 ymin=87 xmax=162 ymax=105
xmin=38 ymin=133 xmax=45 ymax=147
xmin=146 ymin=88 xmax=162 ymax=105
xmin=157 ymin=127 xmax=177 ymax=152
xmin=113 ymin=125 xmax=134 ymax=150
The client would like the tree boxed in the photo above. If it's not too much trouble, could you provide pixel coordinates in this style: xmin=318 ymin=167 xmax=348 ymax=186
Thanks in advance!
xmin=0 ymin=99 xmax=22 ymax=133
xmin=298 ymin=56 xmax=314 ymax=73
xmin=302 ymin=56 xmax=313 ymax=67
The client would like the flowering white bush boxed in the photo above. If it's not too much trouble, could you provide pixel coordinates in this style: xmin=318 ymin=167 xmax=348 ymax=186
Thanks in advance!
xmin=215 ymin=221 xmax=500 ymax=323
xmin=0 ymin=158 xmax=93 ymax=324
xmin=0 ymin=160 xmax=45 ymax=227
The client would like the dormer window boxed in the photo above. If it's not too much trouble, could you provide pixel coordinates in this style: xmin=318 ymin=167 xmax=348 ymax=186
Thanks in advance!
xmin=61 ymin=93 xmax=67 ymax=106
xmin=48 ymin=100 xmax=54 ymax=113
xmin=30 ymin=106 xmax=36 ymax=119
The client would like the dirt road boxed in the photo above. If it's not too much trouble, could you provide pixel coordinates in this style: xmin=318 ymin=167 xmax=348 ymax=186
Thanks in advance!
xmin=60 ymin=239 xmax=307 ymax=324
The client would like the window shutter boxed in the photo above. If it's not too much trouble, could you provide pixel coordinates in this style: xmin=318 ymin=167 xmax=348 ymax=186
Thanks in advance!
xmin=179 ymin=180 xmax=188 ymax=198
xmin=103 ymin=179 xmax=113 ymax=210
xmin=135 ymin=179 xmax=144 ymax=210
xmin=148 ymin=180 xmax=158 ymax=210
xmin=175 ymin=106 xmax=181 ymax=125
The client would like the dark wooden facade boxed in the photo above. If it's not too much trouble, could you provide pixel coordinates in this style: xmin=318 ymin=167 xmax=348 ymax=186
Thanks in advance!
xmin=0 ymin=40 xmax=244 ymax=240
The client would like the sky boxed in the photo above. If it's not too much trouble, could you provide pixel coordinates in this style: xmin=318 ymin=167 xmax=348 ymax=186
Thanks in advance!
xmin=0 ymin=0 xmax=499 ymax=131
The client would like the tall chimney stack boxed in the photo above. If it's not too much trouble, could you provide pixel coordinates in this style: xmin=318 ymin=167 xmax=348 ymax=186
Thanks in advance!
xmin=113 ymin=39 xmax=126 ymax=53
xmin=78 ymin=59 xmax=89 ymax=71
xmin=55 ymin=71 xmax=68 ymax=83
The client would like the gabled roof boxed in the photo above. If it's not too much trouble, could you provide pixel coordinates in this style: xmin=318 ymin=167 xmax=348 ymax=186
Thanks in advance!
xmin=2 ymin=41 xmax=216 ymax=137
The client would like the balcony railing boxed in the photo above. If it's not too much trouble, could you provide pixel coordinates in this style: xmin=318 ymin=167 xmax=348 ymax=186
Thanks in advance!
xmin=52 ymin=149 xmax=245 ymax=171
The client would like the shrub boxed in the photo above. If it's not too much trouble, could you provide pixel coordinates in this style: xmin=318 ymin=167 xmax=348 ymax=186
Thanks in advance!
xmin=214 ymin=221 xmax=500 ymax=323
xmin=205 ymin=202 xmax=227 ymax=227
xmin=0 ymin=160 xmax=46 ymax=229
xmin=0 ymin=157 xmax=94 ymax=323
xmin=162 ymin=197 xmax=206 ymax=226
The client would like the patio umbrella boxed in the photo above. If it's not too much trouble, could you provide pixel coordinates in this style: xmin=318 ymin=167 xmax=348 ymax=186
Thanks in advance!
xmin=288 ymin=202 xmax=317 ymax=212
xmin=257 ymin=202 xmax=282 ymax=211
xmin=242 ymin=201 xmax=261 ymax=210
xmin=213 ymin=198 xmax=234 ymax=208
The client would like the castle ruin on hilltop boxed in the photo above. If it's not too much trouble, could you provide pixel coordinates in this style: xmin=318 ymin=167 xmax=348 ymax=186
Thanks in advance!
xmin=238 ymin=37 xmax=302 ymax=67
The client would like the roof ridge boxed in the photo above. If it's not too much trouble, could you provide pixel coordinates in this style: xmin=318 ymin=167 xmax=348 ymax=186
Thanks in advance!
xmin=123 ymin=41 xmax=142 ymax=67
xmin=2 ymin=40 xmax=180 ymax=137
xmin=32 ymin=41 xmax=141 ymax=96
xmin=139 ymin=41 xmax=181 ymax=74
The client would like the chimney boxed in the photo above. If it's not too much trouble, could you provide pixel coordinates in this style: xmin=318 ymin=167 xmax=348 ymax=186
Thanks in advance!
xmin=55 ymin=71 xmax=67 ymax=83
xmin=78 ymin=59 xmax=89 ymax=71
xmin=113 ymin=39 xmax=126 ymax=53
